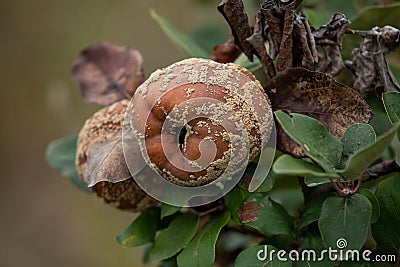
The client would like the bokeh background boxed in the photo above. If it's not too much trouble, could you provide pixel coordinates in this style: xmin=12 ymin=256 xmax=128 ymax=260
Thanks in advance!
xmin=0 ymin=0 xmax=233 ymax=266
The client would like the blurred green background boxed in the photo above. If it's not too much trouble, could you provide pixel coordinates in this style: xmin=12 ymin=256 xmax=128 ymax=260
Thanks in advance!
xmin=0 ymin=0 xmax=229 ymax=266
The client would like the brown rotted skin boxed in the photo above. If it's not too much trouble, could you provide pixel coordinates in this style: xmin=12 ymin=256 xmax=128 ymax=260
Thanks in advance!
xmin=131 ymin=58 xmax=273 ymax=187
xmin=76 ymin=100 xmax=156 ymax=212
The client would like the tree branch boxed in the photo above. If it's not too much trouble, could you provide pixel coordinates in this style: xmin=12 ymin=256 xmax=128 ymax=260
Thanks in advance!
xmin=299 ymin=160 xmax=400 ymax=204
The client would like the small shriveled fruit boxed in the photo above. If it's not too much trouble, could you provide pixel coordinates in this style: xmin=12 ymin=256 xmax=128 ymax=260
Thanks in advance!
xmin=76 ymin=100 xmax=156 ymax=212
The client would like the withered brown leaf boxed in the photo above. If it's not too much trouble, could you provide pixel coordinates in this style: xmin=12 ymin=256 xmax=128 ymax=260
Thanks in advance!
xmin=266 ymin=68 xmax=372 ymax=157
xmin=210 ymin=35 xmax=242 ymax=63
xmin=72 ymin=42 xmax=144 ymax=106
xmin=313 ymin=13 xmax=350 ymax=77
xmin=218 ymin=0 xmax=254 ymax=61
xmin=346 ymin=26 xmax=400 ymax=97
xmin=85 ymin=134 xmax=131 ymax=187
xmin=246 ymin=11 xmax=276 ymax=78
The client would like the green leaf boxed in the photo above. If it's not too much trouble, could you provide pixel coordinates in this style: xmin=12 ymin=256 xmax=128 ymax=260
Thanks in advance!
xmin=150 ymin=10 xmax=209 ymax=59
xmin=274 ymin=111 xmax=343 ymax=174
xmin=303 ymin=177 xmax=331 ymax=187
xmin=161 ymin=203 xmax=180 ymax=219
xmin=159 ymin=257 xmax=178 ymax=267
xmin=339 ymin=122 xmax=400 ymax=179
xmin=224 ymin=186 xmax=251 ymax=214
xmin=372 ymin=174 xmax=400 ymax=255
xmin=268 ymin=188 xmax=304 ymax=217
xmin=46 ymin=135 xmax=90 ymax=192
xmin=234 ymin=53 xmax=262 ymax=73
xmin=254 ymin=172 xmax=275 ymax=193
xmin=298 ymin=224 xmax=327 ymax=252
xmin=383 ymin=92 xmax=400 ymax=123
xmin=339 ymin=123 xmax=376 ymax=169
xmin=238 ymin=195 xmax=294 ymax=235
xmin=234 ymin=245 xmax=292 ymax=267
xmin=351 ymin=2 xmax=400 ymax=30
xmin=218 ymin=232 xmax=254 ymax=252
xmin=358 ymin=188 xmax=380 ymax=223
xmin=149 ymin=213 xmax=199 ymax=262
xmin=299 ymin=194 xmax=330 ymax=229
xmin=177 ymin=211 xmax=230 ymax=267
xmin=319 ymin=194 xmax=372 ymax=251
xmin=273 ymin=154 xmax=339 ymax=178
xmin=116 ymin=207 xmax=161 ymax=247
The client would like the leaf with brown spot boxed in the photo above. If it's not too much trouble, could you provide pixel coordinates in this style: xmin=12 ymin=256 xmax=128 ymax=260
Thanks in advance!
xmin=210 ymin=35 xmax=241 ymax=63
xmin=238 ymin=195 xmax=293 ymax=235
xmin=72 ymin=42 xmax=144 ymax=106
xmin=237 ymin=197 xmax=260 ymax=223
xmin=266 ymin=68 xmax=372 ymax=157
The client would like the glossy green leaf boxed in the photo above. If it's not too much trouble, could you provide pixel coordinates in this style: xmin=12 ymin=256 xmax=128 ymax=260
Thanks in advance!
xmin=273 ymin=154 xmax=338 ymax=178
xmin=358 ymin=188 xmax=380 ymax=223
xmin=177 ymin=211 xmax=230 ymax=267
xmin=46 ymin=135 xmax=90 ymax=192
xmin=150 ymin=10 xmax=209 ymax=59
xmin=299 ymin=194 xmax=330 ymax=229
xmin=383 ymin=92 xmax=400 ymax=123
xmin=319 ymin=194 xmax=372 ymax=251
xmin=339 ymin=123 xmax=376 ymax=169
xmin=372 ymin=174 xmax=400 ymax=255
xmin=274 ymin=111 xmax=343 ymax=174
xmin=339 ymin=122 xmax=400 ymax=179
xmin=234 ymin=245 xmax=292 ymax=267
xmin=161 ymin=203 xmax=180 ymax=219
xmin=149 ymin=213 xmax=199 ymax=262
xmin=238 ymin=195 xmax=294 ymax=235
xmin=116 ymin=207 xmax=161 ymax=247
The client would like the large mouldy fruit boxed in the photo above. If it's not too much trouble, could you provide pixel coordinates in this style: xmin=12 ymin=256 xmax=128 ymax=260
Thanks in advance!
xmin=76 ymin=100 xmax=156 ymax=212
xmin=131 ymin=58 xmax=273 ymax=187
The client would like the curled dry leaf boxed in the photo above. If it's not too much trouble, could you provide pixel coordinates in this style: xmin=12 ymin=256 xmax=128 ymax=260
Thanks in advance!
xmin=246 ymin=11 xmax=276 ymax=78
xmin=72 ymin=42 xmax=144 ymax=106
xmin=261 ymin=0 xmax=317 ymax=71
xmin=218 ymin=0 xmax=254 ymax=61
xmin=346 ymin=26 xmax=400 ymax=97
xmin=313 ymin=13 xmax=350 ymax=77
xmin=210 ymin=35 xmax=242 ymax=63
xmin=266 ymin=68 xmax=372 ymax=157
